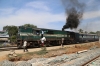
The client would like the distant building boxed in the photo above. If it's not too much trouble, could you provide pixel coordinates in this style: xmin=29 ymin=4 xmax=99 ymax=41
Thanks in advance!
xmin=0 ymin=31 xmax=9 ymax=43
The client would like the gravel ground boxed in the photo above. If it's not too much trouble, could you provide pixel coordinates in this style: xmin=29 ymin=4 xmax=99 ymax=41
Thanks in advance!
xmin=0 ymin=47 xmax=100 ymax=66
xmin=85 ymin=56 xmax=100 ymax=66
xmin=60 ymin=48 xmax=100 ymax=66
xmin=0 ymin=45 xmax=62 ymax=57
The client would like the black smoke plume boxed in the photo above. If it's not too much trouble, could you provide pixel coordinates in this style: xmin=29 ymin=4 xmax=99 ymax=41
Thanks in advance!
xmin=62 ymin=0 xmax=85 ymax=31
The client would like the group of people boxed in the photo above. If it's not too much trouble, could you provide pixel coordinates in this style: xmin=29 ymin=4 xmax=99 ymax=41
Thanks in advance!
xmin=23 ymin=31 xmax=46 ymax=52
xmin=23 ymin=36 xmax=46 ymax=52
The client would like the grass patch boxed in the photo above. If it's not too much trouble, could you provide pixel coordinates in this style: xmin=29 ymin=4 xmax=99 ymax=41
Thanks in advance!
xmin=48 ymin=47 xmax=66 ymax=52
xmin=36 ymin=49 xmax=48 ymax=55
xmin=26 ymin=52 xmax=35 ymax=55
xmin=36 ymin=46 xmax=48 ymax=55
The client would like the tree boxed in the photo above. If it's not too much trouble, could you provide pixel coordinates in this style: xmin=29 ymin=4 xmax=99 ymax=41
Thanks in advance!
xmin=9 ymin=35 xmax=17 ymax=43
xmin=22 ymin=24 xmax=37 ymax=28
xmin=3 ymin=25 xmax=18 ymax=36
xmin=89 ymin=32 xmax=96 ymax=34
xmin=84 ymin=31 xmax=88 ymax=34
xmin=3 ymin=25 xmax=18 ymax=43
xmin=3 ymin=25 xmax=8 ymax=31
xmin=96 ymin=31 xmax=100 ymax=36
xmin=78 ymin=29 xmax=83 ymax=33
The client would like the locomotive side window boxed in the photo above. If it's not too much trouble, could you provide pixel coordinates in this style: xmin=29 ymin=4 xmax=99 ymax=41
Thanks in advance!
xmin=67 ymin=34 xmax=70 ymax=38
xmin=31 ymin=29 xmax=41 ymax=35
xmin=83 ymin=35 xmax=85 ymax=38
xmin=79 ymin=34 xmax=83 ymax=38
xmin=35 ymin=30 xmax=40 ymax=35
xmin=33 ymin=30 xmax=36 ymax=34
xmin=46 ymin=30 xmax=54 ymax=34
xmin=79 ymin=35 xmax=82 ymax=38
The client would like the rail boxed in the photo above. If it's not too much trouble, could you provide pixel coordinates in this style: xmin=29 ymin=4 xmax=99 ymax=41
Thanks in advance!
xmin=82 ymin=55 xmax=100 ymax=66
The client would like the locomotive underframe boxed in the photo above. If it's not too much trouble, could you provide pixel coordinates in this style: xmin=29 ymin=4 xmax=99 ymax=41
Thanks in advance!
xmin=16 ymin=37 xmax=76 ymax=48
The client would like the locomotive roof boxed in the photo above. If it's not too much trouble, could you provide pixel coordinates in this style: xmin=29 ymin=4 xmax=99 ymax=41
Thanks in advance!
xmin=79 ymin=33 xmax=98 ymax=36
xmin=18 ymin=26 xmax=78 ymax=33
xmin=19 ymin=26 xmax=98 ymax=35
xmin=38 ymin=28 xmax=76 ymax=32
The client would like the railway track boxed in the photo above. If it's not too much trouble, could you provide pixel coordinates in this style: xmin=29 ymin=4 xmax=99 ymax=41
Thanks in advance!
xmin=0 ymin=47 xmax=17 ymax=51
xmin=82 ymin=55 xmax=100 ymax=66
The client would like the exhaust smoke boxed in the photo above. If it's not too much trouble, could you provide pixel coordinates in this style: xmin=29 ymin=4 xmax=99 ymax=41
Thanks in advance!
xmin=62 ymin=0 xmax=85 ymax=31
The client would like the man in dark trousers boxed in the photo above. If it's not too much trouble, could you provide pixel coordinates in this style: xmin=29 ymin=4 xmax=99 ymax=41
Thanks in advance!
xmin=23 ymin=40 xmax=28 ymax=52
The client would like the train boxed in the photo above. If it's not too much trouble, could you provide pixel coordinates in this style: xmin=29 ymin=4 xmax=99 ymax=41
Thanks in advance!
xmin=16 ymin=26 xmax=99 ymax=48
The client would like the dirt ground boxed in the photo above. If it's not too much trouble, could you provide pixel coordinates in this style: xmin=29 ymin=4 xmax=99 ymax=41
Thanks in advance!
xmin=0 ymin=41 xmax=100 ymax=62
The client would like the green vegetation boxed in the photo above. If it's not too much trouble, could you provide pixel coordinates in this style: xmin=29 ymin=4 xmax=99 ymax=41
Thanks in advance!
xmin=78 ymin=29 xmax=83 ymax=33
xmin=89 ymin=32 xmax=96 ymax=34
xmin=3 ymin=25 xmax=18 ymax=44
xmin=22 ymin=24 xmax=37 ymax=28
xmin=78 ymin=29 xmax=100 ymax=36
xmin=36 ymin=46 xmax=48 ymax=55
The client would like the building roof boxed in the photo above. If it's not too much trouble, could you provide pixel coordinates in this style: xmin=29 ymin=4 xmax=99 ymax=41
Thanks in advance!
xmin=0 ymin=31 xmax=9 ymax=38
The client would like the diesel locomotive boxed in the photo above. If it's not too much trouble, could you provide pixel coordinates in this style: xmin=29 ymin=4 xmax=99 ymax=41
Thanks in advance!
xmin=16 ymin=26 xmax=99 ymax=48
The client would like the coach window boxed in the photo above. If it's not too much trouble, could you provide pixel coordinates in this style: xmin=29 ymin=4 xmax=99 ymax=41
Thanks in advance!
xmin=93 ymin=36 xmax=95 ymax=38
xmin=95 ymin=36 xmax=97 ymax=38
xmin=68 ymin=34 xmax=70 ymax=38
xmin=47 ymin=30 xmax=54 ymax=34
xmin=83 ymin=36 xmax=85 ymax=38
xmin=79 ymin=35 xmax=82 ymax=38
xmin=65 ymin=34 xmax=67 ymax=37
xmin=83 ymin=36 xmax=84 ymax=38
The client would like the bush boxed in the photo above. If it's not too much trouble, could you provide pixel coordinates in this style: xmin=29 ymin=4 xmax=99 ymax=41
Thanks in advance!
xmin=9 ymin=35 xmax=17 ymax=44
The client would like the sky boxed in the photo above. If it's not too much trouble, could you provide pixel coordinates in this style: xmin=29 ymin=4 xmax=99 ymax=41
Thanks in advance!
xmin=0 ymin=0 xmax=100 ymax=32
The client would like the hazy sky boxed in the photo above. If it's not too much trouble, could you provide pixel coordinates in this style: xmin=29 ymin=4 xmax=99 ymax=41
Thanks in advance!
xmin=0 ymin=0 xmax=100 ymax=32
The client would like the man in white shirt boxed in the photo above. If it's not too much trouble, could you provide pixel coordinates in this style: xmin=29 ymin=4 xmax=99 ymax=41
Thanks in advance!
xmin=23 ymin=41 xmax=28 ymax=52
xmin=41 ymin=37 xmax=46 ymax=46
